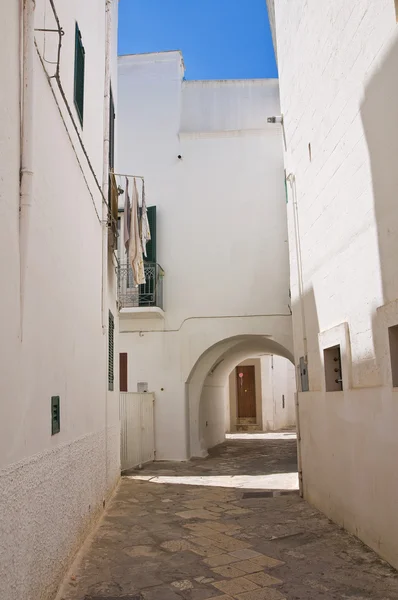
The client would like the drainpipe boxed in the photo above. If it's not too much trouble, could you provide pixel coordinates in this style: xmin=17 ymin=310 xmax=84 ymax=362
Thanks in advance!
xmin=287 ymin=174 xmax=307 ymax=360
xmin=20 ymin=0 xmax=36 ymax=336
xmin=102 ymin=0 xmax=112 ymax=333
xmin=102 ymin=0 xmax=112 ymax=493
xmin=286 ymin=173 xmax=305 ymax=497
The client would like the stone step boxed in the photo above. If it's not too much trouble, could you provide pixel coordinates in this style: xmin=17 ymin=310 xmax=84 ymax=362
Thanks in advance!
xmin=236 ymin=424 xmax=262 ymax=432
xmin=237 ymin=417 xmax=257 ymax=424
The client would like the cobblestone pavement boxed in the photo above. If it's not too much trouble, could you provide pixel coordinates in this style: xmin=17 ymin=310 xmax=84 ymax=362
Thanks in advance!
xmin=58 ymin=436 xmax=398 ymax=600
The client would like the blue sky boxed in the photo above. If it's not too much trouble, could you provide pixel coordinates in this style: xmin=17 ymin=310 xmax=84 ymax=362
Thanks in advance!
xmin=118 ymin=0 xmax=277 ymax=80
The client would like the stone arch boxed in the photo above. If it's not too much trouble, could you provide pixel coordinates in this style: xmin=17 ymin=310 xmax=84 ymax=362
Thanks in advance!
xmin=185 ymin=334 xmax=294 ymax=457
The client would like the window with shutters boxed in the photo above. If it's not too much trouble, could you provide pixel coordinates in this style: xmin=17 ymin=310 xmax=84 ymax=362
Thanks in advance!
xmin=145 ymin=206 xmax=156 ymax=263
xmin=109 ymin=86 xmax=115 ymax=170
xmin=74 ymin=23 xmax=85 ymax=126
xmin=108 ymin=311 xmax=114 ymax=391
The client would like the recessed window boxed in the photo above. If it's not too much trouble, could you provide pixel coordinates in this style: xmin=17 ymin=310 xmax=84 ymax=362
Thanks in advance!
xmin=388 ymin=325 xmax=398 ymax=387
xmin=324 ymin=345 xmax=343 ymax=391
xmin=51 ymin=396 xmax=60 ymax=435
xmin=74 ymin=23 xmax=85 ymax=126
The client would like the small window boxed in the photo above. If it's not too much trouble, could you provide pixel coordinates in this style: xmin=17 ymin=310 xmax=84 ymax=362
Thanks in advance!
xmin=388 ymin=325 xmax=398 ymax=387
xmin=108 ymin=311 xmax=114 ymax=391
xmin=324 ymin=345 xmax=343 ymax=391
xmin=74 ymin=23 xmax=85 ymax=125
xmin=51 ymin=396 xmax=60 ymax=435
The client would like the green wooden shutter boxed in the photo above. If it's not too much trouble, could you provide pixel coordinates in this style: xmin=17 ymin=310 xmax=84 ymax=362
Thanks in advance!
xmin=74 ymin=23 xmax=85 ymax=125
xmin=145 ymin=206 xmax=156 ymax=263
xmin=108 ymin=311 xmax=114 ymax=391
xmin=109 ymin=86 xmax=115 ymax=170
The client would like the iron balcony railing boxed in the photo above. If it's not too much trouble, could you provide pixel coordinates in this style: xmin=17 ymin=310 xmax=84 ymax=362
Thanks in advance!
xmin=118 ymin=261 xmax=164 ymax=310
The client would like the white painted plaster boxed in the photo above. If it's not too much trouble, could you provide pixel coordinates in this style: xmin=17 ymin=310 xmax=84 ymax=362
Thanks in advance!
xmin=271 ymin=0 xmax=398 ymax=569
xmin=117 ymin=52 xmax=292 ymax=460
xmin=0 ymin=3 xmax=120 ymax=599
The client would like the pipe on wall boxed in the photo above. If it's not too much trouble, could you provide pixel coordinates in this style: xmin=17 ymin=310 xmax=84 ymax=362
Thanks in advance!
xmin=19 ymin=0 xmax=36 ymax=337
xmin=286 ymin=172 xmax=305 ymax=497
xmin=102 ymin=0 xmax=112 ymax=333
xmin=102 ymin=0 xmax=113 ymax=492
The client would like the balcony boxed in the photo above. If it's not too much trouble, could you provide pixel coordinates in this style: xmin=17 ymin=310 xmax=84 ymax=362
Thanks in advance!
xmin=117 ymin=261 xmax=164 ymax=319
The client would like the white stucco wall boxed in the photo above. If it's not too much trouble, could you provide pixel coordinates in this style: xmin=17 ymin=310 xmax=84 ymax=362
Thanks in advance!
xmin=272 ymin=0 xmax=398 ymax=568
xmin=117 ymin=52 xmax=292 ymax=460
xmin=199 ymin=384 xmax=228 ymax=449
xmin=0 ymin=3 xmax=120 ymax=599
xmin=260 ymin=355 xmax=296 ymax=430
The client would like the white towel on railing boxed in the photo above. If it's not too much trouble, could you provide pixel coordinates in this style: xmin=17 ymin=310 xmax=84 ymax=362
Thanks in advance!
xmin=129 ymin=178 xmax=145 ymax=286
xmin=140 ymin=180 xmax=151 ymax=258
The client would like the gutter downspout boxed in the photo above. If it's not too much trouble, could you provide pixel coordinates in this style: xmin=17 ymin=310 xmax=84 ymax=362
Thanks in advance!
xmin=102 ymin=0 xmax=112 ymax=333
xmin=286 ymin=173 xmax=305 ymax=497
xmin=102 ymin=0 xmax=112 ymax=494
xmin=20 ymin=0 xmax=36 ymax=337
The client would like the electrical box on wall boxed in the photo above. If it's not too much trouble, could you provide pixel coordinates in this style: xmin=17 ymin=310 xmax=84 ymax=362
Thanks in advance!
xmin=137 ymin=382 xmax=148 ymax=393
xmin=51 ymin=396 xmax=60 ymax=435
xmin=299 ymin=357 xmax=309 ymax=392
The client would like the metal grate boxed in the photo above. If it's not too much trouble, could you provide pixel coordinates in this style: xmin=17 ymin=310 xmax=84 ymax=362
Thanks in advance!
xmin=84 ymin=596 xmax=143 ymax=600
xmin=117 ymin=261 xmax=164 ymax=309
xmin=51 ymin=396 xmax=60 ymax=435
xmin=242 ymin=490 xmax=299 ymax=499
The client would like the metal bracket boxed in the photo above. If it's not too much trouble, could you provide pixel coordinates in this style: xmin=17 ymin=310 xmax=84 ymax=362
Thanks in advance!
xmin=35 ymin=27 xmax=65 ymax=35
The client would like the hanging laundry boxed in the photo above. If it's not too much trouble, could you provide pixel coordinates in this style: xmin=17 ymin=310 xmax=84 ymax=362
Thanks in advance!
xmin=123 ymin=177 xmax=131 ymax=252
xmin=128 ymin=177 xmax=146 ymax=286
xmin=140 ymin=179 xmax=151 ymax=258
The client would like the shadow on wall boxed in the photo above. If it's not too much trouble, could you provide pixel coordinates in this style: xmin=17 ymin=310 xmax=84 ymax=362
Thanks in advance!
xmin=303 ymin=286 xmax=321 ymax=392
xmin=361 ymin=36 xmax=398 ymax=308
xmin=291 ymin=285 xmax=320 ymax=392
xmin=361 ymin=35 xmax=398 ymax=387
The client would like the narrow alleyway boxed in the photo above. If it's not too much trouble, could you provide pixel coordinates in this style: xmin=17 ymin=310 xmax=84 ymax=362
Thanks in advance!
xmin=58 ymin=436 xmax=398 ymax=600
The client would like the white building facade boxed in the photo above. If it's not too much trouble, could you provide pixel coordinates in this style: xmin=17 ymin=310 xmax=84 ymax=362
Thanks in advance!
xmin=117 ymin=51 xmax=293 ymax=460
xmin=0 ymin=2 xmax=120 ymax=599
xmin=267 ymin=0 xmax=398 ymax=569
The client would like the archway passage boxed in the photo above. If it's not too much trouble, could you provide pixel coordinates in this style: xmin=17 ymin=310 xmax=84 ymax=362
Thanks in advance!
xmin=185 ymin=335 xmax=296 ymax=459
xmin=228 ymin=355 xmax=296 ymax=436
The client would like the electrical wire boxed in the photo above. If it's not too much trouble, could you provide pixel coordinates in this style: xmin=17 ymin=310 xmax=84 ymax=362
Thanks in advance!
xmin=34 ymin=41 xmax=102 ymax=224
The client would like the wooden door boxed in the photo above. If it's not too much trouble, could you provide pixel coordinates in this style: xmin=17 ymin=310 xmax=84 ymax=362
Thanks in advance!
xmin=119 ymin=353 xmax=128 ymax=392
xmin=236 ymin=365 xmax=256 ymax=418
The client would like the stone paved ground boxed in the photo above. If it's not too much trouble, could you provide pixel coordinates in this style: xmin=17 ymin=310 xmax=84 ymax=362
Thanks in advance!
xmin=57 ymin=436 xmax=398 ymax=600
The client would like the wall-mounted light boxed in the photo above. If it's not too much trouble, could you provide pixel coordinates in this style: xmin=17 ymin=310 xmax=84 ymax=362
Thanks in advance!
xmin=267 ymin=114 xmax=286 ymax=150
